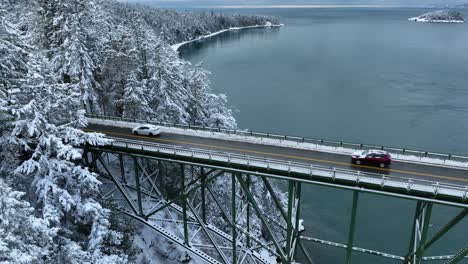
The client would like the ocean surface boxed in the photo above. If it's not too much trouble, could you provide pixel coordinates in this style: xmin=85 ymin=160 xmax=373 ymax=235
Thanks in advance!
xmin=179 ymin=8 xmax=468 ymax=264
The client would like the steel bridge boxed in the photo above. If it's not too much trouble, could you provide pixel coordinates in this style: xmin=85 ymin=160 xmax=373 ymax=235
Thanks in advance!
xmin=81 ymin=116 xmax=468 ymax=264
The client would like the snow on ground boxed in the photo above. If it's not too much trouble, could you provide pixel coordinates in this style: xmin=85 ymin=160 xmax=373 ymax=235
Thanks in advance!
xmin=171 ymin=22 xmax=284 ymax=51
xmin=88 ymin=118 xmax=468 ymax=171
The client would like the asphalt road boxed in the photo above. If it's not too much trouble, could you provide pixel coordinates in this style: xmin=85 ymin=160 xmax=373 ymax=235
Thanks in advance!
xmin=86 ymin=124 xmax=468 ymax=186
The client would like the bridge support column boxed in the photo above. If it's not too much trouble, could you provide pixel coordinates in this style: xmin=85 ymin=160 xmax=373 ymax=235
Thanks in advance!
xmin=345 ymin=191 xmax=359 ymax=264
xmin=232 ymin=173 xmax=237 ymax=264
xmin=246 ymin=174 xmax=251 ymax=248
xmin=405 ymin=201 xmax=433 ymax=264
xmin=236 ymin=174 xmax=287 ymax=263
xmin=293 ymin=182 xmax=302 ymax=260
xmin=285 ymin=181 xmax=302 ymax=263
xmin=201 ymin=167 xmax=207 ymax=224
xmin=134 ymin=157 xmax=143 ymax=216
xmin=180 ymin=164 xmax=189 ymax=246
xmin=286 ymin=181 xmax=294 ymax=263
xmin=119 ymin=154 xmax=126 ymax=184
xmin=261 ymin=176 xmax=288 ymax=222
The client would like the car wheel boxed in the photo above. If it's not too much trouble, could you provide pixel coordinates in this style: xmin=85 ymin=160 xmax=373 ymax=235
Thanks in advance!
xmin=379 ymin=163 xmax=385 ymax=168
xmin=134 ymin=131 xmax=139 ymax=135
xmin=355 ymin=160 xmax=361 ymax=165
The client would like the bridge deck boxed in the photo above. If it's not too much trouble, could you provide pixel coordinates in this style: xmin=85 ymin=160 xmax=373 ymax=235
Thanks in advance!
xmin=87 ymin=123 xmax=468 ymax=186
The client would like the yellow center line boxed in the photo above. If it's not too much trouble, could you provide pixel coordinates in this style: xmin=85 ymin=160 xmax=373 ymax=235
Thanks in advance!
xmin=84 ymin=128 xmax=468 ymax=183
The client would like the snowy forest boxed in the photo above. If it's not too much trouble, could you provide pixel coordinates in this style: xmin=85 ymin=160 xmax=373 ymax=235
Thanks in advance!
xmin=0 ymin=0 xmax=282 ymax=263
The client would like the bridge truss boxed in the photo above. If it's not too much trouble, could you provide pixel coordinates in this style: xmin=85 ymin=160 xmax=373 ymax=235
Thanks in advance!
xmin=82 ymin=141 xmax=468 ymax=264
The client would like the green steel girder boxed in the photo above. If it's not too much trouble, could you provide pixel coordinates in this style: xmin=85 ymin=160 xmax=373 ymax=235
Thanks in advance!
xmin=118 ymin=209 xmax=223 ymax=264
xmin=445 ymin=246 xmax=468 ymax=264
xmin=87 ymin=144 xmax=468 ymax=207
xmin=261 ymin=176 xmax=288 ymax=222
xmin=235 ymin=174 xmax=288 ymax=263
xmin=87 ymin=148 xmax=468 ymax=264
xmin=180 ymin=164 xmax=189 ymax=245
xmin=134 ymin=157 xmax=144 ymax=216
xmin=81 ymin=150 xmax=90 ymax=167
xmin=293 ymin=182 xmax=302 ymax=260
xmin=134 ymin=159 xmax=161 ymax=197
xmin=300 ymin=236 xmax=406 ymax=261
xmin=405 ymin=201 xmax=434 ymax=264
xmin=90 ymin=151 xmax=100 ymax=170
xmin=246 ymin=174 xmax=251 ymax=248
xmin=206 ymin=184 xmax=233 ymax=226
xmin=299 ymin=240 xmax=315 ymax=264
xmin=415 ymin=203 xmax=433 ymax=264
xmin=119 ymin=154 xmax=127 ymax=184
xmin=95 ymin=154 xmax=139 ymax=215
xmin=232 ymin=173 xmax=237 ymax=264
xmin=186 ymin=201 xmax=231 ymax=264
xmin=424 ymin=208 xmax=468 ymax=251
xmin=286 ymin=181 xmax=294 ymax=263
xmin=201 ymin=167 xmax=207 ymax=224
xmin=406 ymin=201 xmax=423 ymax=263
xmin=345 ymin=191 xmax=360 ymax=264
xmin=144 ymin=170 xmax=226 ymax=218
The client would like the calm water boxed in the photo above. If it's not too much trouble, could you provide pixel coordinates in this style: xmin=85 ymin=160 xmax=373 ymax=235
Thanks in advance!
xmin=180 ymin=8 xmax=468 ymax=263
xmin=180 ymin=7 xmax=468 ymax=155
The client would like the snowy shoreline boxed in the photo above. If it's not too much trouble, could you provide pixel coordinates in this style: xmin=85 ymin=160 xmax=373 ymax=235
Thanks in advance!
xmin=171 ymin=22 xmax=284 ymax=51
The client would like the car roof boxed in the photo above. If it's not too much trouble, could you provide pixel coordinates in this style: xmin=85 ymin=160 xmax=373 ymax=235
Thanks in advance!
xmin=137 ymin=124 xmax=159 ymax=128
xmin=367 ymin=150 xmax=388 ymax=154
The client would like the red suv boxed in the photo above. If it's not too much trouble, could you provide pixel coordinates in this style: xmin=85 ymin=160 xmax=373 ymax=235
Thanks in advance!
xmin=351 ymin=150 xmax=392 ymax=168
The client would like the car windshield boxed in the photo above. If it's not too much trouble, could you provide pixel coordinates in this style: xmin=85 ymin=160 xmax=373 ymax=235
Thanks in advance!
xmin=362 ymin=150 xmax=369 ymax=155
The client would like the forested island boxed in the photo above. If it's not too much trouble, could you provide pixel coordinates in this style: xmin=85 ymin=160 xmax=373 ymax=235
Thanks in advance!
xmin=409 ymin=10 xmax=465 ymax=23
xmin=0 ymin=0 xmax=282 ymax=263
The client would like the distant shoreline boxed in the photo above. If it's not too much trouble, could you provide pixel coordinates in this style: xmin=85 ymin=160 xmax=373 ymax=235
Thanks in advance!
xmin=171 ymin=23 xmax=284 ymax=51
xmin=408 ymin=17 xmax=465 ymax=23
xmin=193 ymin=5 xmax=424 ymax=9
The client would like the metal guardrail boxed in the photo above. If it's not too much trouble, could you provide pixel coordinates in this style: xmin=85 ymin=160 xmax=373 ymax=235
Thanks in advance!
xmin=102 ymin=136 xmax=468 ymax=204
xmin=86 ymin=114 xmax=468 ymax=163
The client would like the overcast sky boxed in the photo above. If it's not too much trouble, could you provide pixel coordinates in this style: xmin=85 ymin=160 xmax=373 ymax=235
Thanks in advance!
xmin=121 ymin=0 xmax=468 ymax=8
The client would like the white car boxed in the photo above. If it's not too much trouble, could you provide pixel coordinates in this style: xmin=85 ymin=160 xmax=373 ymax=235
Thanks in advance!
xmin=132 ymin=124 xmax=161 ymax=136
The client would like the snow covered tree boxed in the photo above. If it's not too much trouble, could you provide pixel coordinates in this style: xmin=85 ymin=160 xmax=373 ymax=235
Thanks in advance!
xmin=146 ymin=41 xmax=191 ymax=123
xmin=122 ymin=73 xmax=151 ymax=119
xmin=1 ymin=4 xmax=129 ymax=262
xmin=2 ymin=1 xmax=278 ymax=262
xmin=99 ymin=22 xmax=139 ymax=116
xmin=185 ymin=63 xmax=236 ymax=128
xmin=185 ymin=63 xmax=210 ymax=125
xmin=0 ymin=178 xmax=56 ymax=264
xmin=39 ymin=0 xmax=99 ymax=112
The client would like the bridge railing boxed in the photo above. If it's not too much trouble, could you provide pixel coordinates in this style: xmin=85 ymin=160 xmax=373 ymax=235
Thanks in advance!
xmin=102 ymin=136 xmax=468 ymax=204
xmin=87 ymin=114 xmax=468 ymax=163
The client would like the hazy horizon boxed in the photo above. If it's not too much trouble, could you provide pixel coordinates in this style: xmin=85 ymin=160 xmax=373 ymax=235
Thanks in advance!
xmin=119 ymin=0 xmax=468 ymax=8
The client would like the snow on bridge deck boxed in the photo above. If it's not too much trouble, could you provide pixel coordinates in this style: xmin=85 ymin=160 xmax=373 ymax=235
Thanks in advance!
xmin=85 ymin=117 xmax=468 ymax=205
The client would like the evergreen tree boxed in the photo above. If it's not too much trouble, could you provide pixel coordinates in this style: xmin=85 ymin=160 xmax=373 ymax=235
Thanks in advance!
xmin=1 ymin=4 xmax=129 ymax=262
xmin=147 ymin=41 xmax=190 ymax=123
xmin=40 ymin=0 xmax=98 ymax=112
xmin=0 ymin=178 xmax=56 ymax=263
xmin=122 ymin=73 xmax=151 ymax=119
